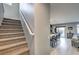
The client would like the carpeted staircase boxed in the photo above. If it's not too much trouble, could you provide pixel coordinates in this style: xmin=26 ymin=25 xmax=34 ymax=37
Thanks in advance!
xmin=0 ymin=18 xmax=29 ymax=55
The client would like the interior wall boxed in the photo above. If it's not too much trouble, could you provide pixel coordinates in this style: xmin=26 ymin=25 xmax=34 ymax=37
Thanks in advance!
xmin=20 ymin=11 xmax=34 ymax=54
xmin=0 ymin=3 xmax=4 ymax=26
xmin=3 ymin=3 xmax=20 ymax=20
xmin=20 ymin=3 xmax=34 ymax=32
xmin=20 ymin=3 xmax=35 ymax=54
xmin=50 ymin=3 xmax=79 ymax=24
xmin=34 ymin=4 xmax=51 ymax=55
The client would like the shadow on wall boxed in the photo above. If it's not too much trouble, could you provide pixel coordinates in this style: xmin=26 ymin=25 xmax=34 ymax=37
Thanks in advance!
xmin=0 ymin=3 xmax=4 ymax=26
xmin=20 ymin=3 xmax=34 ymax=33
xmin=3 ymin=3 xmax=20 ymax=20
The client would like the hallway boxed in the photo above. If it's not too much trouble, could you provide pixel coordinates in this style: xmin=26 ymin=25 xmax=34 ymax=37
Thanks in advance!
xmin=51 ymin=38 xmax=79 ymax=55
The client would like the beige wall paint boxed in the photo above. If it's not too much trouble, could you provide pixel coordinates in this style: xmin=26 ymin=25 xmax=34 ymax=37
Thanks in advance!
xmin=20 ymin=3 xmax=52 ymax=55
xmin=34 ymin=4 xmax=51 ymax=55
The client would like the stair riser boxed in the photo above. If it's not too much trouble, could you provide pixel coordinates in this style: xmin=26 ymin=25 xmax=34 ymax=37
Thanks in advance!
xmin=3 ymin=19 xmax=20 ymax=23
xmin=2 ymin=23 xmax=21 ymax=26
xmin=3 ymin=19 xmax=20 ymax=22
xmin=3 ymin=20 xmax=21 ymax=23
xmin=0 ymin=33 xmax=24 ymax=39
xmin=0 ymin=30 xmax=23 ymax=33
xmin=20 ymin=51 xmax=30 ymax=55
xmin=2 ymin=21 xmax=21 ymax=24
xmin=0 ymin=26 xmax=22 ymax=29
xmin=0 ymin=38 xmax=26 ymax=46
xmin=3 ymin=21 xmax=21 ymax=24
xmin=0 ymin=44 xmax=27 ymax=54
xmin=2 ymin=22 xmax=21 ymax=25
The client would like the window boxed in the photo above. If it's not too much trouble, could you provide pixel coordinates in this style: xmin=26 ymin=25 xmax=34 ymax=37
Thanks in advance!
xmin=77 ymin=24 xmax=79 ymax=35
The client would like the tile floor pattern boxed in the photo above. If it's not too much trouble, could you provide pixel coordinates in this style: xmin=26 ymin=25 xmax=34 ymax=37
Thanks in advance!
xmin=50 ymin=38 xmax=79 ymax=55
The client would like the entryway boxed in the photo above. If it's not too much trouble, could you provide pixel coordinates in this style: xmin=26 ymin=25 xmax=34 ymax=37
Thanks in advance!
xmin=57 ymin=27 xmax=65 ymax=38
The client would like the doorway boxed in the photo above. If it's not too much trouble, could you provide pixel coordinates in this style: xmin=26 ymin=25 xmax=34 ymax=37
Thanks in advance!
xmin=57 ymin=27 xmax=65 ymax=38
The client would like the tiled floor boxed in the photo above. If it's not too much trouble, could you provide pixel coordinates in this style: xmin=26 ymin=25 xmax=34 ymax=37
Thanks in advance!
xmin=50 ymin=38 xmax=79 ymax=55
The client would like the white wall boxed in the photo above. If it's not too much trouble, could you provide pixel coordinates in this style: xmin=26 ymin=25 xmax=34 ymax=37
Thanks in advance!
xmin=20 ymin=3 xmax=34 ymax=32
xmin=50 ymin=3 xmax=79 ymax=24
xmin=34 ymin=4 xmax=51 ymax=55
xmin=20 ymin=11 xmax=34 ymax=54
xmin=0 ymin=3 xmax=4 ymax=26
xmin=20 ymin=3 xmax=35 ymax=55
xmin=3 ymin=3 xmax=20 ymax=20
